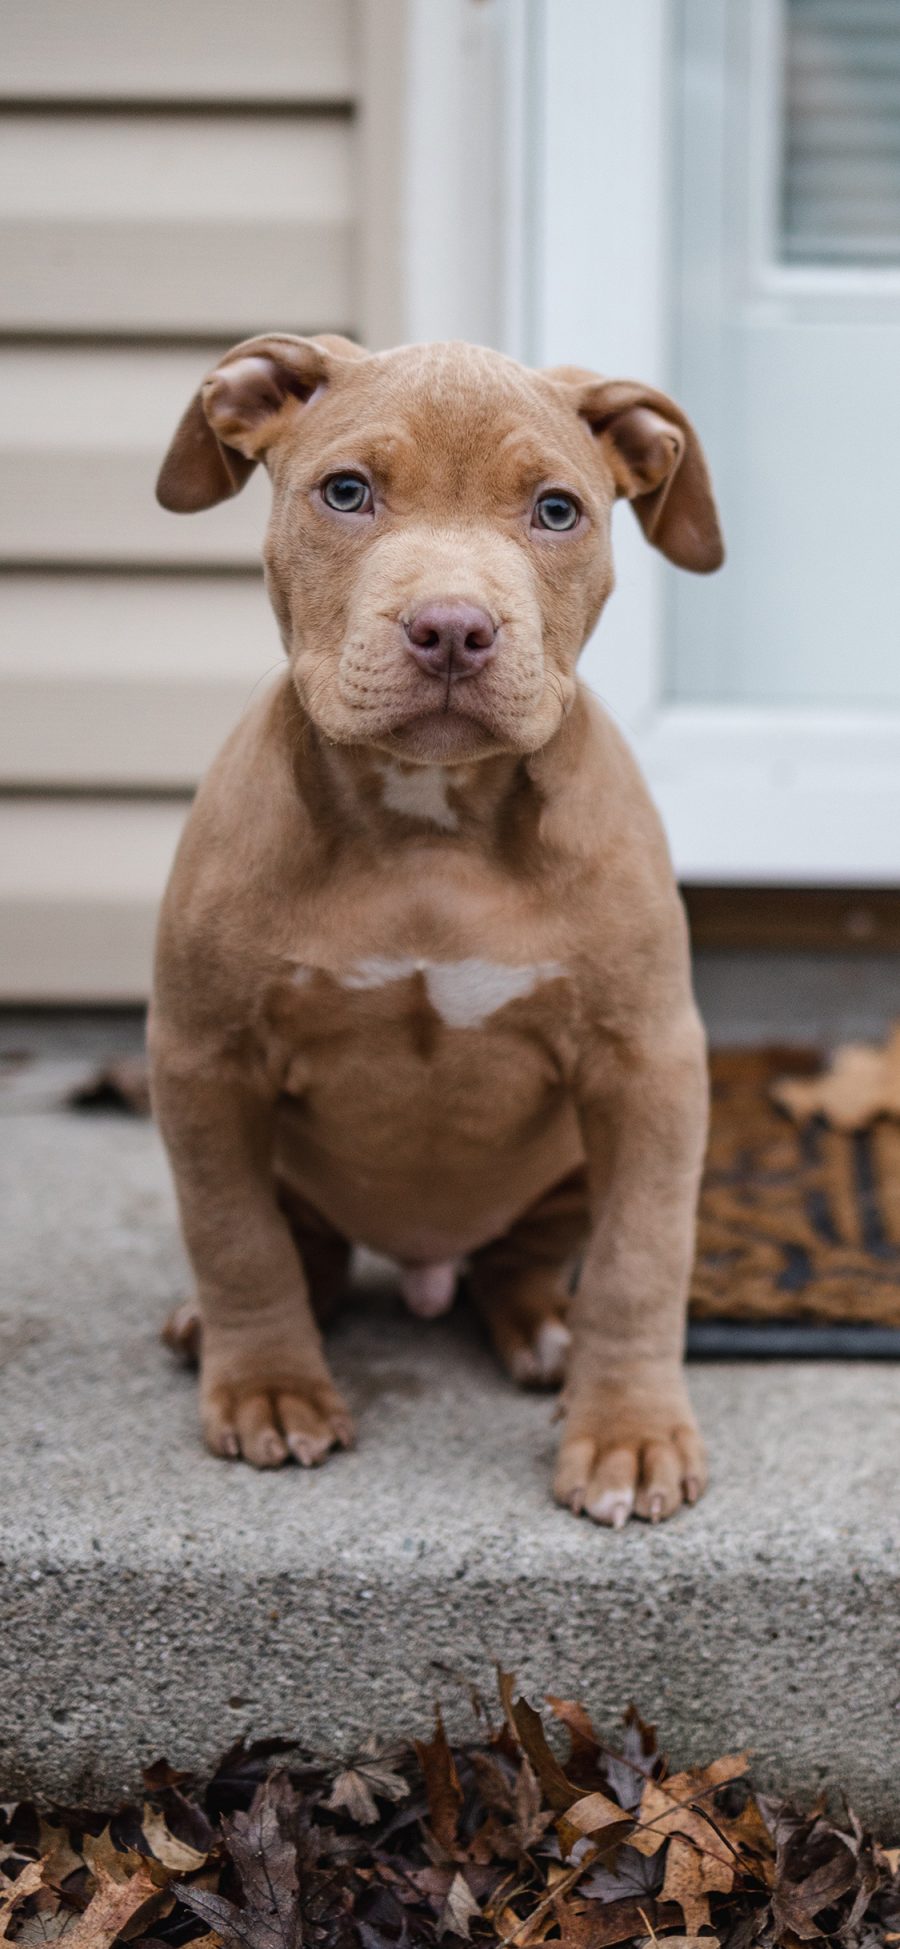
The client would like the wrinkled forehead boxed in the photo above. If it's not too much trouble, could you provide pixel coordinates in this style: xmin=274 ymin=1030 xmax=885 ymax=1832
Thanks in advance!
xmin=305 ymin=341 xmax=598 ymax=505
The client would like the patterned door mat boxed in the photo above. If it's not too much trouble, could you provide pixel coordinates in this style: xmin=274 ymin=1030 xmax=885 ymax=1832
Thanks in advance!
xmin=690 ymin=1047 xmax=900 ymax=1356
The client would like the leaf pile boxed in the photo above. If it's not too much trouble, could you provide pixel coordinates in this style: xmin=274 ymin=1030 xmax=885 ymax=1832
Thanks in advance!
xmin=1 ymin=1679 xmax=897 ymax=1948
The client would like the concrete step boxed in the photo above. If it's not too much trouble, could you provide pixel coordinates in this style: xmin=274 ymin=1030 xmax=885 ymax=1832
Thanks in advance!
xmin=1 ymin=1086 xmax=899 ymax=1827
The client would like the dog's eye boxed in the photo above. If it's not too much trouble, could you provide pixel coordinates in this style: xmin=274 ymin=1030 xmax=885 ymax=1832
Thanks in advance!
xmin=533 ymin=492 xmax=580 ymax=532
xmin=321 ymin=473 xmax=373 ymax=514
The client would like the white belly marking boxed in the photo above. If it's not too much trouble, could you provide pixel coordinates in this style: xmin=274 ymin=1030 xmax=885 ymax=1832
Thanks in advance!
xmin=337 ymin=955 xmax=565 ymax=1028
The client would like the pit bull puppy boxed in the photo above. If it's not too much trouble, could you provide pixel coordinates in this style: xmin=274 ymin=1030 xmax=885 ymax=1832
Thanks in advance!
xmin=150 ymin=335 xmax=723 ymax=1526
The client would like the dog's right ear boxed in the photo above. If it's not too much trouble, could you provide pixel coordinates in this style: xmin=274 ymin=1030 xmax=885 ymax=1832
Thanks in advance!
xmin=156 ymin=334 xmax=338 ymax=513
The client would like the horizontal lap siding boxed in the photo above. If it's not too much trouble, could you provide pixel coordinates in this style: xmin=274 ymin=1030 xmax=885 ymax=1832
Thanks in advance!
xmin=0 ymin=0 xmax=361 ymax=997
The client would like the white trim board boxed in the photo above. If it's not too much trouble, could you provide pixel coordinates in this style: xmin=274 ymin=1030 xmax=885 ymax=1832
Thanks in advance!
xmin=638 ymin=709 xmax=900 ymax=884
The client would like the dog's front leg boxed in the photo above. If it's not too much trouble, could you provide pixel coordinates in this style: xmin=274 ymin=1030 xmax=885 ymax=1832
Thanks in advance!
xmin=152 ymin=1048 xmax=353 ymax=1469
xmin=555 ymin=1016 xmax=708 ymax=1526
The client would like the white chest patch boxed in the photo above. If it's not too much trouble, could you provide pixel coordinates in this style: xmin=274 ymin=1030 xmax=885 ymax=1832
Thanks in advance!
xmin=337 ymin=955 xmax=565 ymax=1029
xmin=378 ymin=762 xmax=458 ymax=830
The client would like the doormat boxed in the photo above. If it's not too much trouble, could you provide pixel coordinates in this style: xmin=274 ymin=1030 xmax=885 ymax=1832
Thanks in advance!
xmin=690 ymin=1044 xmax=900 ymax=1353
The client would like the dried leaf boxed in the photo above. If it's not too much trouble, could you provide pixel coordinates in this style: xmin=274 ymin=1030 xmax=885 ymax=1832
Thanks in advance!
xmin=554 ymin=1895 xmax=668 ymax=1947
xmin=772 ymin=1812 xmax=860 ymax=1940
xmin=498 ymin=1673 xmax=579 ymax=1813
xmin=0 ymin=1859 xmax=43 ymax=1939
xmin=140 ymin=1802 xmax=210 ymax=1872
xmin=545 ymin=1698 xmax=601 ymax=1772
xmin=661 ymin=1832 xmax=732 ymax=1932
xmin=326 ymin=1757 xmax=410 ymax=1826
xmin=772 ymin=1025 xmax=900 ymax=1131
xmin=600 ymin=1708 xmax=659 ymax=1816
xmin=638 ymin=1937 xmax=719 ymax=1949
xmin=180 ymin=1771 xmax=299 ymax=1949
xmin=630 ymin=1754 xmax=748 ymax=1859
xmin=557 ymin=1792 xmax=633 ymax=1864
xmin=576 ymin=1845 xmax=663 ymax=1904
xmin=58 ymin=1863 xmax=158 ymax=1948
xmin=438 ymin=1870 xmax=481 ymax=1940
xmin=415 ymin=1709 xmax=464 ymax=1854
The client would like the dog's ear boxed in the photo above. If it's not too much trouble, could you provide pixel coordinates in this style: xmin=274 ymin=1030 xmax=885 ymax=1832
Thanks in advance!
xmin=549 ymin=370 xmax=724 ymax=573
xmin=156 ymin=333 xmax=360 ymax=513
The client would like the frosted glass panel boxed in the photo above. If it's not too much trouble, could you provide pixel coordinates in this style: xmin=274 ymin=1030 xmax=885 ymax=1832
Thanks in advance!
xmin=782 ymin=0 xmax=900 ymax=266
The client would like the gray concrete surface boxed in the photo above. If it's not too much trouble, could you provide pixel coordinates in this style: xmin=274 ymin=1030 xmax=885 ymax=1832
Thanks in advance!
xmin=2 ymin=1055 xmax=900 ymax=1825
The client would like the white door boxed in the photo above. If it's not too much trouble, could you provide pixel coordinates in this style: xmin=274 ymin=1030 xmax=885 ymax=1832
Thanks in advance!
xmin=526 ymin=0 xmax=900 ymax=884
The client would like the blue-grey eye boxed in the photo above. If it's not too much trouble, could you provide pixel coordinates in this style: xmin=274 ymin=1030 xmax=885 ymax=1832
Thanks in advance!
xmin=533 ymin=491 xmax=580 ymax=532
xmin=322 ymin=473 xmax=372 ymax=513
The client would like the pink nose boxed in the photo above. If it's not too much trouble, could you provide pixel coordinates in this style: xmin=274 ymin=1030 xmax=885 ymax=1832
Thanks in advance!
xmin=403 ymin=601 xmax=497 ymax=680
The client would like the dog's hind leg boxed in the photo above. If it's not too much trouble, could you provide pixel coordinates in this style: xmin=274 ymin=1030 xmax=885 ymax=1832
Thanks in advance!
xmin=467 ymin=1167 xmax=589 ymax=1387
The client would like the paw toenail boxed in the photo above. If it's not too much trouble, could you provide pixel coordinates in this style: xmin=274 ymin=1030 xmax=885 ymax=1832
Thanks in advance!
xmin=649 ymin=1494 xmax=664 ymax=1523
xmin=221 ymin=1431 xmax=239 ymax=1458
xmin=684 ymin=1474 xmax=701 ymax=1504
xmin=535 ymin=1320 xmax=571 ymax=1379
xmin=288 ymin=1432 xmax=327 ymax=1467
xmin=587 ymin=1489 xmax=634 ymax=1529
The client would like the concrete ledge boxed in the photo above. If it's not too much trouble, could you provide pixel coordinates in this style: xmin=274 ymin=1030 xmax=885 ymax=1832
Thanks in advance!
xmin=2 ymin=1101 xmax=899 ymax=1826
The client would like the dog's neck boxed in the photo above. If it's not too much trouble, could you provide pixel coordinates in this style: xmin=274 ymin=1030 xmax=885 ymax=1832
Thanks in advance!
xmin=285 ymin=688 xmax=578 ymax=852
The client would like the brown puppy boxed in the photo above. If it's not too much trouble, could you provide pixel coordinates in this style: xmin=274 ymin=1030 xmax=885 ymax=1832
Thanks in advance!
xmin=150 ymin=335 xmax=723 ymax=1526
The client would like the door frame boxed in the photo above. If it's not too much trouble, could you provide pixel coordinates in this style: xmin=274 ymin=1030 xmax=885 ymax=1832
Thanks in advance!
xmin=499 ymin=0 xmax=900 ymax=884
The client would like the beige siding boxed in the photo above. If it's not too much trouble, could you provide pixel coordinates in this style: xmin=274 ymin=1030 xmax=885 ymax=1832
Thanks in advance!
xmin=0 ymin=800 xmax=186 ymax=1002
xmin=0 ymin=114 xmax=355 ymax=335
xmin=0 ymin=0 xmax=370 ymax=998
xmin=0 ymin=0 xmax=357 ymax=101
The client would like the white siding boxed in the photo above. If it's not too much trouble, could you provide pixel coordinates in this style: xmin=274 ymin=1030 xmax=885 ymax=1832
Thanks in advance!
xmin=0 ymin=0 xmax=366 ymax=998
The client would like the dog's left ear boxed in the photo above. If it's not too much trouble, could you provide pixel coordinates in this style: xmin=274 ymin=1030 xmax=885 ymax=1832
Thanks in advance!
xmin=550 ymin=371 xmax=724 ymax=573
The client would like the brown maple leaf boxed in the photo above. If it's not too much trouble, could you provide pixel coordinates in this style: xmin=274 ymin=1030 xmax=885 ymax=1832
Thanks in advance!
xmin=438 ymin=1869 xmax=482 ymax=1940
xmin=325 ymin=1747 xmax=410 ymax=1826
xmin=55 ymin=1862 xmax=159 ymax=1948
xmin=415 ymin=1708 xmax=464 ymax=1855
xmin=630 ymin=1754 xmax=749 ymax=1861
xmin=661 ymin=1832 xmax=732 ymax=1932
xmin=178 ymin=1770 xmax=300 ymax=1949
xmin=0 ymin=1860 xmax=43 ymax=1940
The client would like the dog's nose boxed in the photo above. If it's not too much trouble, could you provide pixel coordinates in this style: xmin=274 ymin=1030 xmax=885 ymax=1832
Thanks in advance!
xmin=403 ymin=602 xmax=497 ymax=680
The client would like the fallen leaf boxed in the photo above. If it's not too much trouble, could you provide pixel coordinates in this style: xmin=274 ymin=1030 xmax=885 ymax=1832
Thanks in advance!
xmin=554 ymin=1895 xmax=674 ymax=1947
xmin=661 ymin=1832 xmax=731 ymax=1932
xmin=771 ymin=1811 xmax=860 ymax=1940
xmin=638 ymin=1937 xmax=719 ymax=1949
xmin=140 ymin=1801 xmax=210 ymax=1872
xmin=68 ymin=1059 xmax=152 ymax=1117
xmin=0 ymin=1860 xmax=43 ymax=1939
xmin=179 ymin=1770 xmax=299 ymax=1949
xmin=600 ymin=1708 xmax=660 ymax=1816
xmin=57 ymin=1863 xmax=158 ymax=1948
xmin=772 ymin=1025 xmax=900 ymax=1131
xmin=498 ymin=1674 xmax=579 ymax=1813
xmin=545 ymin=1698 xmax=601 ymax=1773
xmin=630 ymin=1754 xmax=749 ymax=1860
xmin=556 ymin=1792 xmax=633 ymax=1863
xmin=438 ymin=1870 xmax=481 ymax=1940
xmin=415 ymin=1709 xmax=464 ymax=1854
xmin=325 ymin=1755 xmax=410 ymax=1826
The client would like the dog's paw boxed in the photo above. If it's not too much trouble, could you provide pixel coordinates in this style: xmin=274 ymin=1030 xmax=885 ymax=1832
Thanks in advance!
xmin=506 ymin=1313 xmax=571 ymax=1387
xmin=554 ymin=1413 xmax=706 ymax=1527
xmin=201 ymin=1371 xmax=355 ymax=1469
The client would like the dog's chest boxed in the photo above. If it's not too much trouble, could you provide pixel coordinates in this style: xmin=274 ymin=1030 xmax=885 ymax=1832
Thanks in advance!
xmin=297 ymin=953 xmax=566 ymax=1030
